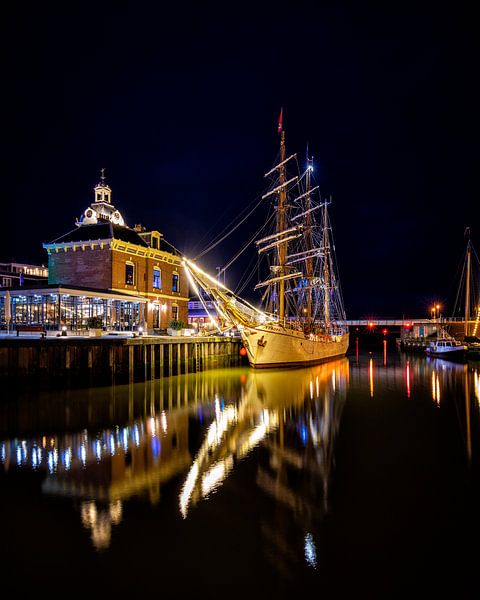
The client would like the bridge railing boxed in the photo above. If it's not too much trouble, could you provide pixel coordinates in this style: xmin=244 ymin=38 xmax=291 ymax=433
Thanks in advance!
xmin=345 ymin=318 xmax=468 ymax=326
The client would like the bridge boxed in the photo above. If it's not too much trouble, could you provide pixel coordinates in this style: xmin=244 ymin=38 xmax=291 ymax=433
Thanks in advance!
xmin=345 ymin=318 xmax=469 ymax=327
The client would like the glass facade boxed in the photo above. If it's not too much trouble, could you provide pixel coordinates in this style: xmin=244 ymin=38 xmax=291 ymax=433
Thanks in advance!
xmin=0 ymin=292 xmax=145 ymax=332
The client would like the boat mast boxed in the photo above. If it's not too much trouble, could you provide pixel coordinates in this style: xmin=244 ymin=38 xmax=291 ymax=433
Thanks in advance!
xmin=305 ymin=156 xmax=314 ymax=324
xmin=278 ymin=128 xmax=287 ymax=323
xmin=323 ymin=200 xmax=330 ymax=327
xmin=465 ymin=237 xmax=472 ymax=338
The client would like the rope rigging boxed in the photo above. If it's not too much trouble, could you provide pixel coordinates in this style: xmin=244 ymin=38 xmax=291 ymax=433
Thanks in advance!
xmin=194 ymin=194 xmax=265 ymax=260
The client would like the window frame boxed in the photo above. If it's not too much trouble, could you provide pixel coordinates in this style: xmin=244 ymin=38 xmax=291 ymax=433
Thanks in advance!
xmin=172 ymin=272 xmax=179 ymax=293
xmin=153 ymin=267 xmax=162 ymax=290
xmin=125 ymin=262 xmax=135 ymax=286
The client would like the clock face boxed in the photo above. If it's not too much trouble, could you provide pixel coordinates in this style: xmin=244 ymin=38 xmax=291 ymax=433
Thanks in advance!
xmin=86 ymin=209 xmax=93 ymax=218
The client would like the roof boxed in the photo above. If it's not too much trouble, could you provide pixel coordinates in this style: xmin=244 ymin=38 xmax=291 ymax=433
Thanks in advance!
xmin=0 ymin=283 xmax=147 ymax=302
xmin=47 ymin=223 xmax=148 ymax=247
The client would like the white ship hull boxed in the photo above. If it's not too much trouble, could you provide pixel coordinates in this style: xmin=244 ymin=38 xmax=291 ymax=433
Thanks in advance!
xmin=241 ymin=324 xmax=349 ymax=368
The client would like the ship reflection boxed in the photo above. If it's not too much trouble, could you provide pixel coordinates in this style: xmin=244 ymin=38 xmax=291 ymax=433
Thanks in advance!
xmin=0 ymin=360 xmax=349 ymax=552
xmin=179 ymin=359 xmax=349 ymax=520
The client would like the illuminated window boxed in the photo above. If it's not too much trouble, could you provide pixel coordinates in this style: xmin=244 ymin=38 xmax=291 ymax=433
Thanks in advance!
xmin=172 ymin=273 xmax=179 ymax=293
xmin=153 ymin=267 xmax=161 ymax=289
xmin=125 ymin=263 xmax=135 ymax=285
xmin=172 ymin=305 xmax=178 ymax=320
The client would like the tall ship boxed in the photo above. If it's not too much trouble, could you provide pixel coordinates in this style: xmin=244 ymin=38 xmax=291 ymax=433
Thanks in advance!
xmin=184 ymin=113 xmax=349 ymax=367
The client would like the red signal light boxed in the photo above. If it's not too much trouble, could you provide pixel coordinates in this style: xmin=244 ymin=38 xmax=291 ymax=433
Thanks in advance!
xmin=383 ymin=329 xmax=388 ymax=335
xmin=239 ymin=347 xmax=247 ymax=357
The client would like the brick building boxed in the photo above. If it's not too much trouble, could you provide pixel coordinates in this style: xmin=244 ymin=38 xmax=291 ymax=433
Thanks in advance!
xmin=0 ymin=173 xmax=188 ymax=332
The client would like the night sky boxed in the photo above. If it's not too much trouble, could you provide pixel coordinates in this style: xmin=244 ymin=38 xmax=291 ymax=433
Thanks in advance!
xmin=3 ymin=1 xmax=479 ymax=318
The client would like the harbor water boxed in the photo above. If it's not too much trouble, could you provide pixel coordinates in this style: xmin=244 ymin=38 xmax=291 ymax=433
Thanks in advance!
xmin=1 ymin=338 xmax=479 ymax=597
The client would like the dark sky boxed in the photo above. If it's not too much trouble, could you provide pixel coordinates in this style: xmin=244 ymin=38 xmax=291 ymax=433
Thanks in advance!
xmin=3 ymin=1 xmax=479 ymax=318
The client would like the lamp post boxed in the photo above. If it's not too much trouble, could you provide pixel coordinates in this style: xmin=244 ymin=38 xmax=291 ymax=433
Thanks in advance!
xmin=431 ymin=303 xmax=441 ymax=322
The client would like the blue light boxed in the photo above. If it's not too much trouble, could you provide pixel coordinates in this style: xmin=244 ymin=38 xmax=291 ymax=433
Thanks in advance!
xmin=304 ymin=533 xmax=317 ymax=568
xmin=300 ymin=425 xmax=308 ymax=446
xmin=32 ymin=448 xmax=38 ymax=469
xmin=95 ymin=439 xmax=102 ymax=461
xmin=122 ymin=428 xmax=129 ymax=452
xmin=63 ymin=448 xmax=72 ymax=470
xmin=151 ymin=437 xmax=161 ymax=460
xmin=47 ymin=451 xmax=55 ymax=474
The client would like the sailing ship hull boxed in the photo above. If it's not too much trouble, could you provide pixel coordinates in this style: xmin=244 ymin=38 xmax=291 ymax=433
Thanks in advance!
xmin=241 ymin=325 xmax=349 ymax=368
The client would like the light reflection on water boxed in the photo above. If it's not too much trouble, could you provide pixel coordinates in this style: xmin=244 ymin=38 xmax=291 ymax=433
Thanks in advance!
xmin=1 ymin=345 xmax=480 ymax=593
xmin=0 ymin=359 xmax=349 ymax=551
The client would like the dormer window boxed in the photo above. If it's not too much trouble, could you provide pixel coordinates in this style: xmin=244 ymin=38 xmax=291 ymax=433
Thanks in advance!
xmin=96 ymin=193 xmax=101 ymax=202
xmin=150 ymin=232 xmax=161 ymax=249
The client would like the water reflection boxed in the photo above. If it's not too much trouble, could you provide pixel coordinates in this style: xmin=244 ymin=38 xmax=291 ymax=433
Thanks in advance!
xmin=181 ymin=361 xmax=349 ymax=521
xmin=1 ymin=345 xmax=480 ymax=570
xmin=0 ymin=359 xmax=349 ymax=551
xmin=349 ymin=348 xmax=480 ymax=466
xmin=1 ymin=343 xmax=480 ymax=596
xmin=406 ymin=359 xmax=411 ymax=398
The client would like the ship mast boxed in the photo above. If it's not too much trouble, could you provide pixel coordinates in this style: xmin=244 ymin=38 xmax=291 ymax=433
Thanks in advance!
xmin=323 ymin=200 xmax=330 ymax=327
xmin=278 ymin=129 xmax=287 ymax=322
xmin=465 ymin=237 xmax=471 ymax=338
xmin=305 ymin=156 xmax=314 ymax=325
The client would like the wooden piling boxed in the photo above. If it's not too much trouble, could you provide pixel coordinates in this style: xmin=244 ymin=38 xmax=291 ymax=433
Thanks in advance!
xmin=0 ymin=335 xmax=241 ymax=389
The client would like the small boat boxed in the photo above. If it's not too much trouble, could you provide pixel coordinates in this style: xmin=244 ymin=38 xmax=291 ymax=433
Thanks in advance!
xmin=425 ymin=339 xmax=467 ymax=357
xmin=430 ymin=231 xmax=478 ymax=360
xmin=465 ymin=336 xmax=480 ymax=360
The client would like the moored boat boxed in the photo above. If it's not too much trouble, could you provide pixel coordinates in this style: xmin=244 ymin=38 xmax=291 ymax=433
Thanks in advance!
xmin=184 ymin=112 xmax=348 ymax=368
xmin=425 ymin=339 xmax=467 ymax=357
